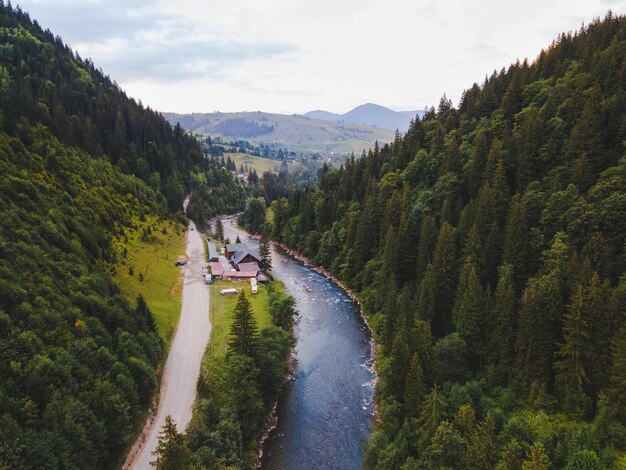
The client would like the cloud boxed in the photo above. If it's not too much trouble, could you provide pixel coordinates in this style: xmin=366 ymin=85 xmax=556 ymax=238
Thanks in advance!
xmin=17 ymin=0 xmax=297 ymax=83
xmin=99 ymin=38 xmax=297 ymax=83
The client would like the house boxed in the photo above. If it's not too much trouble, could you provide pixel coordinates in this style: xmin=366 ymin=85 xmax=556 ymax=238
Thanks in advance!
xmin=237 ymin=262 xmax=259 ymax=275
xmin=225 ymin=243 xmax=248 ymax=259
xmin=210 ymin=262 xmax=224 ymax=279
xmin=232 ymin=249 xmax=261 ymax=267
xmin=208 ymin=241 xmax=220 ymax=262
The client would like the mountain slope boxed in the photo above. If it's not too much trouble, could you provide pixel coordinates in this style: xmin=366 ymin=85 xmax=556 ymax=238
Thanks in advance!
xmin=342 ymin=103 xmax=412 ymax=131
xmin=272 ymin=13 xmax=626 ymax=469
xmin=163 ymin=111 xmax=396 ymax=156
xmin=304 ymin=109 xmax=342 ymax=121
xmin=304 ymin=103 xmax=423 ymax=131
xmin=0 ymin=4 xmax=245 ymax=468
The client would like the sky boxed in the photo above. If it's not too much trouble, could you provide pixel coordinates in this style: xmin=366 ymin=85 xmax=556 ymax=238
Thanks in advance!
xmin=16 ymin=0 xmax=626 ymax=114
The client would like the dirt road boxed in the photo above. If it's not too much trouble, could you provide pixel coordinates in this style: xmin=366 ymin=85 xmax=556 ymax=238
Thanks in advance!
xmin=124 ymin=220 xmax=211 ymax=469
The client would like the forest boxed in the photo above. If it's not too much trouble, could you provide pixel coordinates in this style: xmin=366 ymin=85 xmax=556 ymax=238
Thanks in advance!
xmin=262 ymin=13 xmax=626 ymax=469
xmin=0 ymin=2 xmax=246 ymax=468
xmin=166 ymin=287 xmax=298 ymax=468
xmin=215 ymin=118 xmax=275 ymax=138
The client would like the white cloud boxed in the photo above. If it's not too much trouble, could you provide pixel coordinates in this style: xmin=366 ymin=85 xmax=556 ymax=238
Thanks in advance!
xmin=16 ymin=0 xmax=626 ymax=114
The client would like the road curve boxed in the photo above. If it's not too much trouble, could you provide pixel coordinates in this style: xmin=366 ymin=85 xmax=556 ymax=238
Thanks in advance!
xmin=124 ymin=220 xmax=211 ymax=469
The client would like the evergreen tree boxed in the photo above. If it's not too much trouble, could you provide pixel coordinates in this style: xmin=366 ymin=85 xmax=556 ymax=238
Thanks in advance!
xmin=228 ymin=291 xmax=258 ymax=358
xmin=417 ymin=385 xmax=446 ymax=451
xmin=259 ymin=236 xmax=272 ymax=274
xmin=151 ymin=416 xmax=192 ymax=469
xmin=516 ymin=273 xmax=562 ymax=385
xmin=463 ymin=414 xmax=497 ymax=470
xmin=489 ymin=264 xmax=517 ymax=380
xmin=554 ymin=285 xmax=592 ymax=415
xmin=522 ymin=442 xmax=551 ymax=470
xmin=453 ymin=256 xmax=488 ymax=366
xmin=215 ymin=218 xmax=224 ymax=242
xmin=403 ymin=353 xmax=425 ymax=414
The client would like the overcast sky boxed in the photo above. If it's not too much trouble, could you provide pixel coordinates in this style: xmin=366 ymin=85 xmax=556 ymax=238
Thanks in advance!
xmin=16 ymin=0 xmax=626 ymax=114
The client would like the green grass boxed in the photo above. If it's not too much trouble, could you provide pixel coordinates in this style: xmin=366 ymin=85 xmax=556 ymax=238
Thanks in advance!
xmin=227 ymin=152 xmax=303 ymax=175
xmin=206 ymin=280 xmax=283 ymax=359
xmin=112 ymin=216 xmax=187 ymax=347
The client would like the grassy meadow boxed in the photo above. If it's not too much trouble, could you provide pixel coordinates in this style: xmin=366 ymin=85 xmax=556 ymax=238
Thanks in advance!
xmin=205 ymin=280 xmax=283 ymax=359
xmin=113 ymin=216 xmax=187 ymax=346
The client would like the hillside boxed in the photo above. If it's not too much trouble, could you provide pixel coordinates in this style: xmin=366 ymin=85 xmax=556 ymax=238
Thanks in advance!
xmin=267 ymin=14 xmax=626 ymax=469
xmin=162 ymin=110 xmax=396 ymax=156
xmin=0 ymin=4 xmax=246 ymax=468
xmin=304 ymin=103 xmax=425 ymax=132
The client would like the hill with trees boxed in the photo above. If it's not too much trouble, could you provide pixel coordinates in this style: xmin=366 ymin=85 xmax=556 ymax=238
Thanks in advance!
xmin=0 ymin=2 xmax=244 ymax=467
xmin=163 ymin=110 xmax=396 ymax=157
xmin=267 ymin=13 xmax=626 ymax=469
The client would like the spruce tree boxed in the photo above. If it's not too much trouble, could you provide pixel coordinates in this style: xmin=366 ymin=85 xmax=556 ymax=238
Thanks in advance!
xmin=215 ymin=218 xmax=224 ymax=242
xmin=489 ymin=264 xmax=517 ymax=380
xmin=554 ymin=285 xmax=592 ymax=415
xmin=151 ymin=416 xmax=192 ymax=469
xmin=522 ymin=442 xmax=551 ymax=470
xmin=403 ymin=353 xmax=425 ymax=415
xmin=453 ymin=256 xmax=488 ymax=366
xmin=259 ymin=236 xmax=272 ymax=274
xmin=228 ymin=291 xmax=258 ymax=358
xmin=418 ymin=385 xmax=446 ymax=451
xmin=463 ymin=414 xmax=497 ymax=470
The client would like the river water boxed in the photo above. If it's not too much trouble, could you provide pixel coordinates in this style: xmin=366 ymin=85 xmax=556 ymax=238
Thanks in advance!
xmin=223 ymin=219 xmax=375 ymax=470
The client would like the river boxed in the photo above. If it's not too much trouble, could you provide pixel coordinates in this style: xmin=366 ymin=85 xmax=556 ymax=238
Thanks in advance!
xmin=223 ymin=219 xmax=375 ymax=470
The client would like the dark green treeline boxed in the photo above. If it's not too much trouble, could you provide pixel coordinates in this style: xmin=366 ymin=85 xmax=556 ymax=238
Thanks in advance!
xmin=0 ymin=2 xmax=243 ymax=468
xmin=269 ymin=14 xmax=626 ymax=469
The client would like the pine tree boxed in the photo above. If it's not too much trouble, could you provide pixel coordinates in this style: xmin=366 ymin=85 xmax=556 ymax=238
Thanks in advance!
xmin=554 ymin=285 xmax=592 ymax=415
xmin=416 ymin=215 xmax=437 ymax=286
xmin=418 ymin=385 xmax=446 ymax=451
xmin=489 ymin=264 xmax=517 ymax=380
xmin=259 ymin=236 xmax=272 ymax=274
xmin=463 ymin=414 xmax=497 ymax=470
xmin=522 ymin=442 xmax=551 ymax=470
xmin=151 ymin=416 xmax=192 ymax=469
xmin=215 ymin=218 xmax=224 ymax=242
xmin=453 ymin=256 xmax=488 ymax=366
xmin=404 ymin=353 xmax=425 ymax=415
xmin=516 ymin=274 xmax=562 ymax=385
xmin=228 ymin=291 xmax=258 ymax=358
xmin=428 ymin=222 xmax=458 ymax=336
xmin=503 ymin=194 xmax=529 ymax=293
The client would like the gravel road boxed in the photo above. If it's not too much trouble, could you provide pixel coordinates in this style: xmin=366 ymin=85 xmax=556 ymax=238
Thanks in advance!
xmin=124 ymin=220 xmax=211 ymax=469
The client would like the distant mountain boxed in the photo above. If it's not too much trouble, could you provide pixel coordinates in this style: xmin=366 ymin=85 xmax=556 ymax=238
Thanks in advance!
xmin=304 ymin=103 xmax=424 ymax=132
xmin=163 ymin=111 xmax=396 ymax=156
xmin=305 ymin=110 xmax=341 ymax=121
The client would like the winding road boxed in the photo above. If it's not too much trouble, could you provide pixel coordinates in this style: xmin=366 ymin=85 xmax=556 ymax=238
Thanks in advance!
xmin=124 ymin=220 xmax=211 ymax=469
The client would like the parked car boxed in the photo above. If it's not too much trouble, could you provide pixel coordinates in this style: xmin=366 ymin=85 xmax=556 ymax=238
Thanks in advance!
xmin=205 ymin=274 xmax=212 ymax=284
xmin=220 ymin=288 xmax=238 ymax=296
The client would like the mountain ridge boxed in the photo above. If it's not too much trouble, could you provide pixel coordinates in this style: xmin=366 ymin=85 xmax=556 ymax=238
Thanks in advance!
xmin=304 ymin=102 xmax=424 ymax=131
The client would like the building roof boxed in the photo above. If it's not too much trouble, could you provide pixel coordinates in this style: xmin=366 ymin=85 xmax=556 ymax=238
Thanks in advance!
xmin=232 ymin=249 xmax=260 ymax=265
xmin=225 ymin=242 xmax=248 ymax=253
xmin=208 ymin=242 xmax=220 ymax=259
xmin=237 ymin=262 xmax=259 ymax=274
xmin=210 ymin=262 xmax=224 ymax=276
xmin=233 ymin=270 xmax=258 ymax=279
